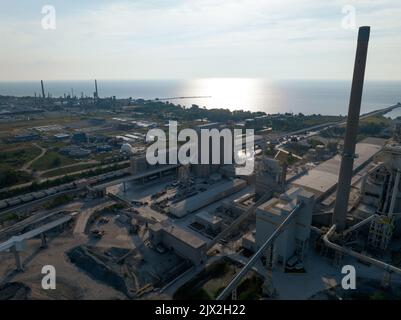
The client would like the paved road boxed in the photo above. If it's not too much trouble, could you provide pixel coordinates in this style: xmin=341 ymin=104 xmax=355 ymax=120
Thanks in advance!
xmin=73 ymin=200 xmax=115 ymax=235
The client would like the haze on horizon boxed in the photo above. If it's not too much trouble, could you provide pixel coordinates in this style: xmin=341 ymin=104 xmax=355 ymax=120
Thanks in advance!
xmin=1 ymin=0 xmax=401 ymax=81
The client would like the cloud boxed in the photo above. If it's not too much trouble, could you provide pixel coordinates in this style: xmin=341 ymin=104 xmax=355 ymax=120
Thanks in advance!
xmin=0 ymin=0 xmax=400 ymax=80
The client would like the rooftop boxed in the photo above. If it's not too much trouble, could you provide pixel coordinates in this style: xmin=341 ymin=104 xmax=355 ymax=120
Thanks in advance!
xmin=152 ymin=221 xmax=206 ymax=249
xmin=195 ymin=211 xmax=222 ymax=225
xmin=170 ymin=178 xmax=247 ymax=217
xmin=292 ymin=138 xmax=386 ymax=200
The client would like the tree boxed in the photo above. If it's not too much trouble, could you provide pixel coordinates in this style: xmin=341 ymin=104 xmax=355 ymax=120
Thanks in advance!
xmin=52 ymin=157 xmax=61 ymax=167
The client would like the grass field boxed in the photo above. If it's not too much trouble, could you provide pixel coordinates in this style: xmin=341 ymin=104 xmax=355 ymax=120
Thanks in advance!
xmin=0 ymin=143 xmax=42 ymax=170
xmin=0 ymin=116 xmax=80 ymax=135
xmin=41 ymin=163 xmax=97 ymax=178
xmin=0 ymin=143 xmax=43 ymax=188
xmin=30 ymin=150 xmax=76 ymax=171
xmin=360 ymin=114 xmax=392 ymax=125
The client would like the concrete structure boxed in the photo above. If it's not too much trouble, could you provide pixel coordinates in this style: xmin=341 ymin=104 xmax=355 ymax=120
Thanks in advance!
xmin=241 ymin=231 xmax=257 ymax=253
xmin=393 ymin=121 xmax=401 ymax=143
xmin=256 ymin=187 xmax=315 ymax=268
xmin=333 ymin=26 xmax=370 ymax=231
xmin=255 ymin=157 xmax=285 ymax=199
xmin=193 ymin=122 xmax=222 ymax=178
xmin=0 ymin=215 xmax=72 ymax=271
xmin=148 ymin=221 xmax=207 ymax=265
xmin=170 ymin=178 xmax=247 ymax=218
xmin=177 ymin=165 xmax=190 ymax=184
xmin=54 ymin=133 xmax=70 ymax=140
xmin=130 ymin=154 xmax=148 ymax=174
xmin=194 ymin=211 xmax=222 ymax=232
xmin=356 ymin=143 xmax=401 ymax=250
xmin=130 ymin=147 xmax=179 ymax=175
xmin=292 ymin=138 xmax=385 ymax=201
xmin=14 ymin=133 xmax=40 ymax=142
xmin=60 ymin=145 xmax=91 ymax=158
xmin=217 ymin=198 xmax=304 ymax=300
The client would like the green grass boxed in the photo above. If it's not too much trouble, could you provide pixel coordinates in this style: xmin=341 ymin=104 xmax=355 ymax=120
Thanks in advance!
xmin=0 ymin=144 xmax=42 ymax=169
xmin=43 ymin=194 xmax=75 ymax=210
xmin=0 ymin=169 xmax=32 ymax=189
xmin=41 ymin=163 xmax=96 ymax=178
xmin=31 ymin=151 xmax=76 ymax=171
xmin=302 ymin=115 xmax=344 ymax=126
xmin=0 ymin=212 xmax=19 ymax=223
xmin=360 ymin=114 xmax=392 ymax=125
xmin=0 ymin=143 xmax=39 ymax=188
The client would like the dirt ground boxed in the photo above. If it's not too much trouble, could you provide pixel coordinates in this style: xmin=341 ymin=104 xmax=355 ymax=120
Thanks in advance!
xmin=0 ymin=229 xmax=126 ymax=300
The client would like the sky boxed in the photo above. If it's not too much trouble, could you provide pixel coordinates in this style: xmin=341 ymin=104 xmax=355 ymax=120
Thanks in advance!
xmin=0 ymin=0 xmax=401 ymax=81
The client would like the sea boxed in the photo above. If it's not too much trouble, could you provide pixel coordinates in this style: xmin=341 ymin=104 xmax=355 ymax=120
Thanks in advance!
xmin=0 ymin=78 xmax=400 ymax=117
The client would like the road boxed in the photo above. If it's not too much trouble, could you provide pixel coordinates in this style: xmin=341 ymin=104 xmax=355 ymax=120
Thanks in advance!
xmin=73 ymin=200 xmax=115 ymax=235
xmin=20 ymin=143 xmax=46 ymax=174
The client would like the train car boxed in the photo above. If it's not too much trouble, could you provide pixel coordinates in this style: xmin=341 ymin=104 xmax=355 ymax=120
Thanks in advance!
xmin=20 ymin=194 xmax=34 ymax=202
xmin=0 ymin=201 xmax=8 ymax=210
xmin=6 ymin=198 xmax=22 ymax=207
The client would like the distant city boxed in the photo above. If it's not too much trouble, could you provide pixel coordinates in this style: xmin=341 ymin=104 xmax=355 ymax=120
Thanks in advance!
xmin=1 ymin=79 xmax=401 ymax=116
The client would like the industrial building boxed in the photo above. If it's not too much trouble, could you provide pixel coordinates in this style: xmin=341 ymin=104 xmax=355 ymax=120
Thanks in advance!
xmin=148 ymin=221 xmax=207 ymax=265
xmin=241 ymin=231 xmax=257 ymax=253
xmin=355 ymin=143 xmax=401 ymax=250
xmin=255 ymin=157 xmax=285 ymax=199
xmin=60 ymin=145 xmax=92 ymax=158
xmin=170 ymin=178 xmax=247 ymax=218
xmin=256 ymin=187 xmax=315 ymax=269
xmin=72 ymin=132 xmax=88 ymax=144
xmin=13 ymin=133 xmax=40 ymax=142
xmin=194 ymin=211 xmax=223 ymax=233
xmin=292 ymin=137 xmax=386 ymax=201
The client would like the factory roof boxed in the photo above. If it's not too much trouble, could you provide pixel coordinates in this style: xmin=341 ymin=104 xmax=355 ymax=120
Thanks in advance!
xmin=170 ymin=178 xmax=247 ymax=217
xmin=292 ymin=138 xmax=386 ymax=200
xmin=196 ymin=122 xmax=221 ymax=130
xmin=151 ymin=221 xmax=206 ymax=249
xmin=259 ymin=187 xmax=300 ymax=215
xmin=195 ymin=211 xmax=222 ymax=225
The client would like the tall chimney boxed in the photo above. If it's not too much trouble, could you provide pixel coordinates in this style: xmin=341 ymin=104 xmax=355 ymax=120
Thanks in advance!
xmin=94 ymin=79 xmax=98 ymax=99
xmin=41 ymin=80 xmax=45 ymax=98
xmin=332 ymin=26 xmax=370 ymax=231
